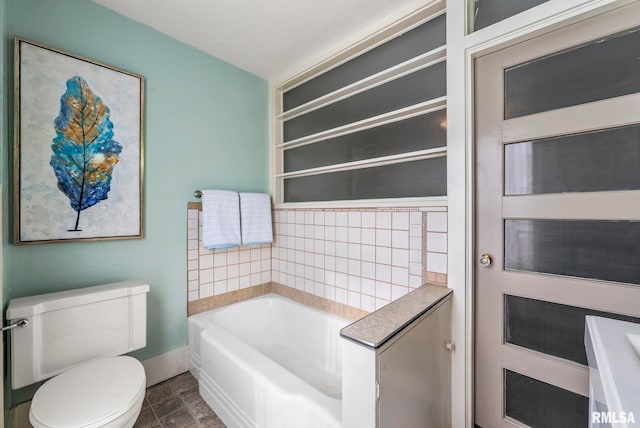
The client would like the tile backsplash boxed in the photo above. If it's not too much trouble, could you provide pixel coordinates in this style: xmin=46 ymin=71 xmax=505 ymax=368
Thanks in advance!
xmin=187 ymin=204 xmax=271 ymax=303
xmin=186 ymin=203 xmax=447 ymax=313
xmin=271 ymin=207 xmax=447 ymax=312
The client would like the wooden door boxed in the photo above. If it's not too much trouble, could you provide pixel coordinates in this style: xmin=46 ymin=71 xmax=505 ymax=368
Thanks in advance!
xmin=474 ymin=4 xmax=640 ymax=426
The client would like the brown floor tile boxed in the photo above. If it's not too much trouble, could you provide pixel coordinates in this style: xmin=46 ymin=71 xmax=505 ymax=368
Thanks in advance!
xmin=136 ymin=421 xmax=161 ymax=428
xmin=179 ymin=387 xmax=201 ymax=405
xmin=187 ymin=397 xmax=215 ymax=420
xmin=146 ymin=382 xmax=173 ymax=405
xmin=152 ymin=395 xmax=184 ymax=419
xmin=170 ymin=372 xmax=198 ymax=394
xmin=134 ymin=371 xmax=225 ymax=428
xmin=133 ymin=406 xmax=158 ymax=427
xmin=198 ymin=413 xmax=226 ymax=428
xmin=159 ymin=407 xmax=197 ymax=428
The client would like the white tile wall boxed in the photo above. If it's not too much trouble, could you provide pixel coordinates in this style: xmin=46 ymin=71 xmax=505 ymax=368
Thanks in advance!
xmin=187 ymin=205 xmax=448 ymax=312
xmin=425 ymin=210 xmax=448 ymax=277
xmin=187 ymin=208 xmax=271 ymax=302
xmin=271 ymin=207 xmax=447 ymax=311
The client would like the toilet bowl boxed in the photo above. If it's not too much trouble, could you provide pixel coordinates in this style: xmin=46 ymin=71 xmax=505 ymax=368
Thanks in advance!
xmin=29 ymin=356 xmax=147 ymax=428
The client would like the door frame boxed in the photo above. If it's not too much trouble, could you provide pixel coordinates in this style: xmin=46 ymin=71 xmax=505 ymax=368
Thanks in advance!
xmin=445 ymin=0 xmax=637 ymax=426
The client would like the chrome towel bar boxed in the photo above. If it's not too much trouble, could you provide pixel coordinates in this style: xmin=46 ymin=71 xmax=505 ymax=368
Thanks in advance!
xmin=194 ymin=190 xmax=202 ymax=198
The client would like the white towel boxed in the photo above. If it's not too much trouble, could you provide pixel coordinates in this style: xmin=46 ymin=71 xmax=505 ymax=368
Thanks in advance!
xmin=201 ymin=190 xmax=241 ymax=249
xmin=239 ymin=193 xmax=273 ymax=245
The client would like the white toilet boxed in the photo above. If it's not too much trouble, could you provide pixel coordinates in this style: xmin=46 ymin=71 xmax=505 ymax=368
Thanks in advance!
xmin=6 ymin=280 xmax=150 ymax=428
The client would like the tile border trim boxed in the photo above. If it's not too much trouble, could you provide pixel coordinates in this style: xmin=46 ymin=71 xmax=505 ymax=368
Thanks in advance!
xmin=187 ymin=281 xmax=368 ymax=321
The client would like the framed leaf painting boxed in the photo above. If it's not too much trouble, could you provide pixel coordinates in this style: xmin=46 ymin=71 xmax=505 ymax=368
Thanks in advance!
xmin=13 ymin=37 xmax=144 ymax=244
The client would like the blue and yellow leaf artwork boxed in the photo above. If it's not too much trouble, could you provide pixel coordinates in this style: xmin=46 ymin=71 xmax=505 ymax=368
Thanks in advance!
xmin=50 ymin=76 xmax=123 ymax=232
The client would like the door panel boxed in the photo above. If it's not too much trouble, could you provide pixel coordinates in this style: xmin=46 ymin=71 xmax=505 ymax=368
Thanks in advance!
xmin=504 ymin=125 xmax=640 ymax=195
xmin=505 ymin=295 xmax=640 ymax=365
xmin=474 ymin=3 xmax=640 ymax=427
xmin=503 ymin=27 xmax=640 ymax=119
xmin=504 ymin=370 xmax=589 ymax=428
xmin=504 ymin=219 xmax=640 ymax=284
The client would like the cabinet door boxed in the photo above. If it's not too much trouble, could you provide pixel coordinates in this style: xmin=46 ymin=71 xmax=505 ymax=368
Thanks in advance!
xmin=378 ymin=299 xmax=451 ymax=428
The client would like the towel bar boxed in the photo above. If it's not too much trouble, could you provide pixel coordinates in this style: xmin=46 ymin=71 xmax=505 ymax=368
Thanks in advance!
xmin=194 ymin=190 xmax=202 ymax=198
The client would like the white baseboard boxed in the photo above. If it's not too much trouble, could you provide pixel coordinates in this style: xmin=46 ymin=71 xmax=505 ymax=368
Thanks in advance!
xmin=141 ymin=346 xmax=189 ymax=387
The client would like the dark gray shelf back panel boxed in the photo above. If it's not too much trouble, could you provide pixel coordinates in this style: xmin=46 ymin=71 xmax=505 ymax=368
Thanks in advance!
xmin=284 ymin=62 xmax=446 ymax=142
xmin=505 ymin=295 xmax=640 ymax=365
xmin=505 ymin=370 xmax=588 ymax=428
xmin=504 ymin=28 xmax=640 ymax=119
xmin=284 ymin=109 xmax=446 ymax=173
xmin=473 ymin=0 xmax=549 ymax=31
xmin=505 ymin=124 xmax=640 ymax=195
xmin=284 ymin=156 xmax=446 ymax=202
xmin=505 ymin=219 xmax=640 ymax=285
xmin=283 ymin=13 xmax=446 ymax=112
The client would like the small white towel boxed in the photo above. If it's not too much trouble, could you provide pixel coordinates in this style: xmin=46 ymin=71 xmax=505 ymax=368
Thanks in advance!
xmin=201 ymin=190 xmax=241 ymax=249
xmin=239 ymin=193 xmax=273 ymax=245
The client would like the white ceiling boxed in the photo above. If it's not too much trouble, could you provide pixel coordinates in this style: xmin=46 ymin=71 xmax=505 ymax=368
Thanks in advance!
xmin=92 ymin=0 xmax=429 ymax=83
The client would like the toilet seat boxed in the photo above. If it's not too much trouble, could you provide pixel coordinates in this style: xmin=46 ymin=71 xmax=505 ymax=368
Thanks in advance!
xmin=29 ymin=356 xmax=146 ymax=428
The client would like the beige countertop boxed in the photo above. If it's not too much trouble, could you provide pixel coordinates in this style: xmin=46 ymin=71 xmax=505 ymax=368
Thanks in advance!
xmin=340 ymin=284 xmax=453 ymax=349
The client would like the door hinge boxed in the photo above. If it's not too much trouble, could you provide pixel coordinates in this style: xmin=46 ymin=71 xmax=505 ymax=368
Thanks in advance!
xmin=376 ymin=382 xmax=380 ymax=399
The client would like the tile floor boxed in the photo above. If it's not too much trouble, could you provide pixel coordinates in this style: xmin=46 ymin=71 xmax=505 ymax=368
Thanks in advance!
xmin=134 ymin=372 xmax=226 ymax=428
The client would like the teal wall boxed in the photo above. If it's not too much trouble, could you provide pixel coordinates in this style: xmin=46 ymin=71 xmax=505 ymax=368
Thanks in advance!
xmin=3 ymin=0 xmax=269 ymax=405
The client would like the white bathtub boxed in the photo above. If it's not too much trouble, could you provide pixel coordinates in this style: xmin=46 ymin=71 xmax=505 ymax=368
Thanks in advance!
xmin=188 ymin=293 xmax=349 ymax=428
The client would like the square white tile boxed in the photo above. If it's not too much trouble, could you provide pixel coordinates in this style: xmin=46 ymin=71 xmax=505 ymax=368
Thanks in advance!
xmin=376 ymin=229 xmax=392 ymax=247
xmin=426 ymin=252 xmax=447 ymax=274
xmin=427 ymin=232 xmax=447 ymax=253
xmin=348 ymin=291 xmax=361 ymax=309
xmin=200 ymin=254 xmax=214 ymax=269
xmin=376 ymin=264 xmax=391 ymax=282
xmin=375 ymin=281 xmax=391 ymax=300
xmin=391 ymin=266 xmax=409 ymax=287
xmin=348 ymin=259 xmax=361 ymax=276
xmin=376 ymin=246 xmax=392 ymax=265
xmin=392 ymin=248 xmax=409 ymax=268
xmin=427 ymin=212 xmax=447 ymax=232
xmin=392 ymin=230 xmax=409 ymax=249
xmin=361 ymin=245 xmax=376 ymax=262
xmin=348 ymin=212 xmax=361 ymax=227
xmin=361 ymin=228 xmax=376 ymax=245
xmin=362 ymin=212 xmax=376 ymax=228
xmin=392 ymin=212 xmax=409 ymax=230
xmin=200 ymin=283 xmax=214 ymax=298
xmin=348 ymin=227 xmax=361 ymax=244
xmin=376 ymin=212 xmax=392 ymax=229
xmin=362 ymin=262 xmax=376 ymax=280
xmin=325 ymin=212 xmax=336 ymax=226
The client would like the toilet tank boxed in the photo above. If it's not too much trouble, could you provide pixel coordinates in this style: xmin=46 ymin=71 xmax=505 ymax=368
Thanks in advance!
xmin=6 ymin=280 xmax=150 ymax=389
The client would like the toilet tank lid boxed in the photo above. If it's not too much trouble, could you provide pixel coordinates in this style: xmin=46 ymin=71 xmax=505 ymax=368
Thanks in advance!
xmin=6 ymin=280 xmax=150 ymax=319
